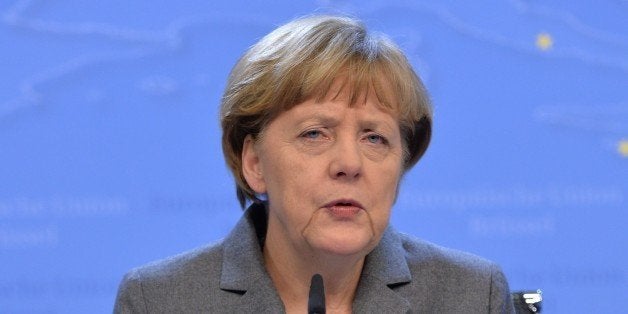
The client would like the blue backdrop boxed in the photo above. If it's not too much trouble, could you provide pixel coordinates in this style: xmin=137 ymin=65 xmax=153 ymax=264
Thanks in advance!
xmin=1 ymin=1 xmax=626 ymax=313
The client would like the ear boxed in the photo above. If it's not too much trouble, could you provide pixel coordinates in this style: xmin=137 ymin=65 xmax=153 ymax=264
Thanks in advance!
xmin=241 ymin=134 xmax=267 ymax=194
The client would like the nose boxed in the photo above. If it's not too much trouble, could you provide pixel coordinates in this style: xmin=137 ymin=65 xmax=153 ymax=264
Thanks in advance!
xmin=329 ymin=137 xmax=362 ymax=180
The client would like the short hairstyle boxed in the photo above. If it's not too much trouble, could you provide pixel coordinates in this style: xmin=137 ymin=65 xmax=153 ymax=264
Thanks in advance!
xmin=220 ymin=15 xmax=432 ymax=207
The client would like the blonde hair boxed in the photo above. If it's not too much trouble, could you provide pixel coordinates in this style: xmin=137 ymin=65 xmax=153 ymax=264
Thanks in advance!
xmin=220 ymin=15 xmax=432 ymax=207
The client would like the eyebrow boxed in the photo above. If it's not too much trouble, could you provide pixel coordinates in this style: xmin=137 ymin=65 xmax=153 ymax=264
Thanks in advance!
xmin=296 ymin=113 xmax=396 ymax=133
xmin=360 ymin=119 xmax=393 ymax=130
xmin=295 ymin=113 xmax=340 ymax=127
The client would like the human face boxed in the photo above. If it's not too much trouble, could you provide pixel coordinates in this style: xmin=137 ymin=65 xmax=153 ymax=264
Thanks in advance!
xmin=242 ymin=89 xmax=404 ymax=258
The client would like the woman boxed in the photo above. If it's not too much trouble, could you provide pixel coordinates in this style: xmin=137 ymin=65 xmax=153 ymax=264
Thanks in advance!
xmin=115 ymin=15 xmax=515 ymax=313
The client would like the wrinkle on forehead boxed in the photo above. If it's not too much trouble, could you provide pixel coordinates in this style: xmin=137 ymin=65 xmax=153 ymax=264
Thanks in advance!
xmin=312 ymin=74 xmax=400 ymax=120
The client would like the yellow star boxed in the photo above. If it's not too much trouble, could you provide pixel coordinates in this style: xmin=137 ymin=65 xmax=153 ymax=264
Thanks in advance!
xmin=536 ymin=32 xmax=553 ymax=51
xmin=618 ymin=139 xmax=628 ymax=158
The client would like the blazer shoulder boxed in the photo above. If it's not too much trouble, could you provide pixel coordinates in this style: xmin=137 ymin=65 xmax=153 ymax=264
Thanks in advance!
xmin=114 ymin=241 xmax=225 ymax=313
xmin=124 ymin=240 xmax=225 ymax=284
xmin=395 ymin=232 xmax=514 ymax=313
xmin=398 ymin=232 xmax=499 ymax=275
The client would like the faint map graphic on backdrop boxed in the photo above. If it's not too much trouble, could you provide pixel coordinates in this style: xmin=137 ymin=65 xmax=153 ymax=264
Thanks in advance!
xmin=316 ymin=0 xmax=628 ymax=71
xmin=0 ymin=0 xmax=275 ymax=121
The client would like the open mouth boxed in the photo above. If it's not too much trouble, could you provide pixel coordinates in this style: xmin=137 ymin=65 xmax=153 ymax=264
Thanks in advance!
xmin=325 ymin=199 xmax=363 ymax=218
xmin=325 ymin=199 xmax=363 ymax=208
xmin=336 ymin=201 xmax=355 ymax=206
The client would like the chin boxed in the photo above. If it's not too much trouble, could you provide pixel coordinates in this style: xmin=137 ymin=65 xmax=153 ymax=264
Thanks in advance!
xmin=307 ymin=229 xmax=375 ymax=257
xmin=319 ymin=243 xmax=370 ymax=256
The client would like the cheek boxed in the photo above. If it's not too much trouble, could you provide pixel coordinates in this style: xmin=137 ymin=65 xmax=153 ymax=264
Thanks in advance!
xmin=261 ymin=149 xmax=315 ymax=201
xmin=375 ymin=159 xmax=403 ymax=207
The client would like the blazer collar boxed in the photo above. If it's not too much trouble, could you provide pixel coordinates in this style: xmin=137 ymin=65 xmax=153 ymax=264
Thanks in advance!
xmin=220 ymin=204 xmax=413 ymax=312
xmin=220 ymin=203 xmax=285 ymax=311
xmin=353 ymin=227 xmax=413 ymax=313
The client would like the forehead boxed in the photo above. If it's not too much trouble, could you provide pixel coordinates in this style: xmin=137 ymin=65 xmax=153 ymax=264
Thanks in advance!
xmin=316 ymin=76 xmax=400 ymax=118
xmin=272 ymin=88 xmax=400 ymax=130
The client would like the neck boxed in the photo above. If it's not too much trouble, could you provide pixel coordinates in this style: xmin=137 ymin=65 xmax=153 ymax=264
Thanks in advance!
xmin=263 ymin=226 xmax=365 ymax=314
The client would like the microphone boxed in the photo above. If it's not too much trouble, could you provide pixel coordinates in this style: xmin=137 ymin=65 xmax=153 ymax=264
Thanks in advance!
xmin=308 ymin=273 xmax=326 ymax=314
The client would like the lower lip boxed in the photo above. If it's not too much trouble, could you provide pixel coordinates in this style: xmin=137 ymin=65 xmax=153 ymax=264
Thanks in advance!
xmin=327 ymin=205 xmax=361 ymax=219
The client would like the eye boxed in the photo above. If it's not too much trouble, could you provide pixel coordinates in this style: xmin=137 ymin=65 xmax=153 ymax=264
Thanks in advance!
xmin=301 ymin=129 xmax=323 ymax=139
xmin=365 ymin=133 xmax=388 ymax=145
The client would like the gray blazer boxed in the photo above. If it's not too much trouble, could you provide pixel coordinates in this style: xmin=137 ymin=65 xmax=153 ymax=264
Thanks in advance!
xmin=114 ymin=204 xmax=515 ymax=313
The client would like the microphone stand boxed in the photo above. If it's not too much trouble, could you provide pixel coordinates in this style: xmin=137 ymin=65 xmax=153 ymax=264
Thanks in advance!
xmin=308 ymin=274 xmax=326 ymax=314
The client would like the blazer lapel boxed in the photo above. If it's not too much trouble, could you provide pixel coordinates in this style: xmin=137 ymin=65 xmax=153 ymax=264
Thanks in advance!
xmin=218 ymin=206 xmax=414 ymax=313
xmin=353 ymin=227 xmax=413 ymax=313
xmin=219 ymin=204 xmax=285 ymax=312
xmin=229 ymin=276 xmax=285 ymax=313
xmin=353 ymin=276 xmax=413 ymax=313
